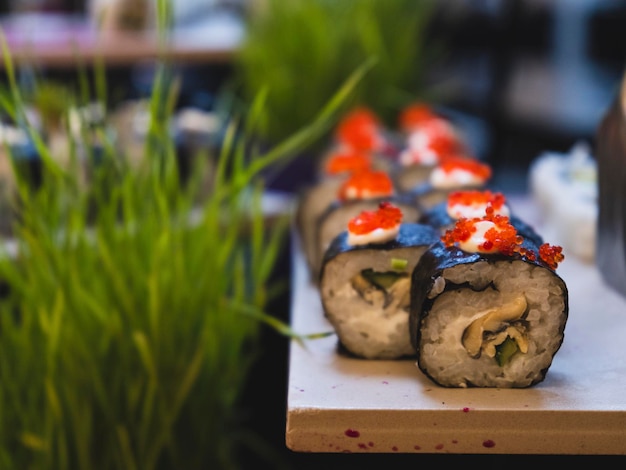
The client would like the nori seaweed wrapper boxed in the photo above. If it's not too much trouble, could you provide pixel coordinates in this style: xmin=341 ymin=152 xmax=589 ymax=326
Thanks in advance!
xmin=322 ymin=222 xmax=439 ymax=266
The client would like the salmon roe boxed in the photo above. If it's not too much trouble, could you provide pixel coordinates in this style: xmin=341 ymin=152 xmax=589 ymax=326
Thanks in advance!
xmin=419 ymin=120 xmax=463 ymax=155
xmin=417 ymin=135 xmax=459 ymax=162
xmin=338 ymin=170 xmax=394 ymax=201
xmin=335 ymin=107 xmax=382 ymax=152
xmin=348 ymin=201 xmax=403 ymax=235
xmin=442 ymin=209 xmax=564 ymax=269
xmin=398 ymin=103 xmax=438 ymax=132
xmin=324 ymin=150 xmax=372 ymax=176
xmin=442 ymin=210 xmax=521 ymax=255
xmin=448 ymin=190 xmax=507 ymax=211
xmin=439 ymin=157 xmax=492 ymax=181
xmin=539 ymin=243 xmax=565 ymax=270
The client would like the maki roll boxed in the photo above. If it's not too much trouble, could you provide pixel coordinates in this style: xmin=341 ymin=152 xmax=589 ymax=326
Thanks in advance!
xmin=410 ymin=212 xmax=567 ymax=388
xmin=320 ymin=202 xmax=439 ymax=359
xmin=296 ymin=149 xmax=373 ymax=278
xmin=312 ymin=169 xmax=422 ymax=279
xmin=420 ymin=189 xmax=544 ymax=246
xmin=410 ymin=156 xmax=492 ymax=210
xmin=393 ymin=107 xmax=467 ymax=192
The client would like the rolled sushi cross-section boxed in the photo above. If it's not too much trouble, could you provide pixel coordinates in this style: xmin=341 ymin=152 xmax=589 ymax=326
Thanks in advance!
xmin=320 ymin=203 xmax=439 ymax=359
xmin=410 ymin=213 xmax=567 ymax=388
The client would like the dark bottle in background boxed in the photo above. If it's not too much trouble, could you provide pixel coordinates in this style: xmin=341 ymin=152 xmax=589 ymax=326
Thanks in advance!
xmin=595 ymin=72 xmax=626 ymax=297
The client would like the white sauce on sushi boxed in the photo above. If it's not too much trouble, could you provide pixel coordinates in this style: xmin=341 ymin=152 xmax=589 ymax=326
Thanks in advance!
xmin=348 ymin=225 xmax=400 ymax=246
xmin=342 ymin=186 xmax=393 ymax=201
xmin=430 ymin=165 xmax=486 ymax=189
xmin=346 ymin=201 xmax=403 ymax=246
xmin=457 ymin=220 xmax=498 ymax=253
xmin=447 ymin=201 xmax=510 ymax=220
xmin=398 ymin=144 xmax=438 ymax=167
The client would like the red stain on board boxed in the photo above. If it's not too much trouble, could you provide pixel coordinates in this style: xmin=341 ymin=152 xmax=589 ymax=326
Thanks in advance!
xmin=435 ymin=443 xmax=444 ymax=450
xmin=345 ymin=429 xmax=360 ymax=438
xmin=391 ymin=446 xmax=398 ymax=452
xmin=483 ymin=439 xmax=496 ymax=448
xmin=368 ymin=442 xmax=374 ymax=447
xmin=414 ymin=445 xmax=422 ymax=450
xmin=452 ymin=439 xmax=458 ymax=444
xmin=358 ymin=443 xmax=368 ymax=449
xmin=462 ymin=407 xmax=471 ymax=412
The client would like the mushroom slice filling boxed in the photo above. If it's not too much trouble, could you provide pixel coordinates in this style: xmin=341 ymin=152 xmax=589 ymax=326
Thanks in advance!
xmin=351 ymin=269 xmax=410 ymax=311
xmin=461 ymin=293 xmax=529 ymax=361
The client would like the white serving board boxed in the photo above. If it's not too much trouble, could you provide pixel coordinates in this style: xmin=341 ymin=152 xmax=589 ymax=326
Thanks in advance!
xmin=286 ymin=195 xmax=626 ymax=455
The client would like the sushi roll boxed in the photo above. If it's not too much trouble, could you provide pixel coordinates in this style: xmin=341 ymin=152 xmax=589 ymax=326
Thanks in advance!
xmin=320 ymin=202 xmax=439 ymax=359
xmin=420 ymin=189 xmax=544 ymax=246
xmin=312 ymin=169 xmax=422 ymax=279
xmin=410 ymin=156 xmax=492 ymax=210
xmin=296 ymin=149 xmax=373 ymax=278
xmin=410 ymin=212 xmax=567 ymax=388
xmin=318 ymin=106 xmax=397 ymax=168
xmin=393 ymin=108 xmax=467 ymax=192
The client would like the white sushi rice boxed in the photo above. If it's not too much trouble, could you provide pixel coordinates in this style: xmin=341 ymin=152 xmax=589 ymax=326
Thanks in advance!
xmin=417 ymin=260 xmax=567 ymax=388
xmin=321 ymin=246 xmax=429 ymax=359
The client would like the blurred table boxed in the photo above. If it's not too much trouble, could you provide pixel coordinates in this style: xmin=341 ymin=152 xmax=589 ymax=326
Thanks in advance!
xmin=0 ymin=11 xmax=244 ymax=68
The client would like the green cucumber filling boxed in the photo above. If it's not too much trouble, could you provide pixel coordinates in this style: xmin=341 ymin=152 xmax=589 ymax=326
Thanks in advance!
xmin=351 ymin=269 xmax=411 ymax=310
xmin=390 ymin=258 xmax=408 ymax=271
xmin=495 ymin=336 xmax=519 ymax=366
xmin=461 ymin=294 xmax=529 ymax=363
xmin=360 ymin=268 xmax=407 ymax=290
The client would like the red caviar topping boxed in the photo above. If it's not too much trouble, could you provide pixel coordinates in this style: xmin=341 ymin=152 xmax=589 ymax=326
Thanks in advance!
xmin=439 ymin=157 xmax=492 ymax=181
xmin=441 ymin=212 xmax=521 ymax=255
xmin=411 ymin=135 xmax=459 ymax=163
xmin=348 ymin=201 xmax=403 ymax=235
xmin=442 ymin=212 xmax=564 ymax=269
xmin=335 ymin=107 xmax=382 ymax=152
xmin=539 ymin=243 xmax=565 ymax=270
xmin=418 ymin=120 xmax=463 ymax=155
xmin=398 ymin=103 xmax=438 ymax=132
xmin=338 ymin=170 xmax=394 ymax=201
xmin=448 ymin=190 xmax=507 ymax=211
xmin=324 ymin=150 xmax=372 ymax=176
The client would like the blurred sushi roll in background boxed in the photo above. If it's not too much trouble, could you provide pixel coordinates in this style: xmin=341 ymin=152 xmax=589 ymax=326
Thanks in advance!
xmin=317 ymin=106 xmax=397 ymax=172
xmin=296 ymin=148 xmax=374 ymax=280
xmin=529 ymin=141 xmax=597 ymax=263
xmin=319 ymin=202 xmax=439 ymax=359
xmin=409 ymin=212 xmax=567 ymax=388
xmin=391 ymin=102 xmax=469 ymax=192
xmin=410 ymin=155 xmax=492 ymax=210
xmin=296 ymin=107 xmax=398 ymax=281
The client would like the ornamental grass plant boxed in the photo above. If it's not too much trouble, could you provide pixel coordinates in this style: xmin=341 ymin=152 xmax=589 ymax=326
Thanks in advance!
xmin=235 ymin=0 xmax=438 ymax=148
xmin=0 ymin=5 xmax=370 ymax=468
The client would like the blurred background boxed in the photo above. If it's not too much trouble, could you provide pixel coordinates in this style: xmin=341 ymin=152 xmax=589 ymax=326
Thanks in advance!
xmin=1 ymin=0 xmax=623 ymax=189
xmin=0 ymin=0 xmax=625 ymax=468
